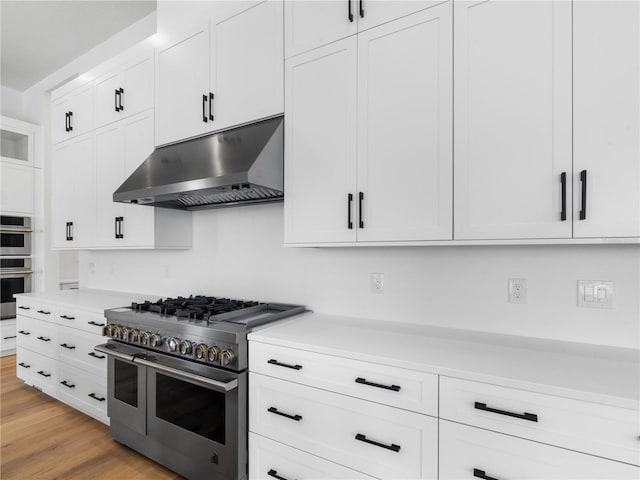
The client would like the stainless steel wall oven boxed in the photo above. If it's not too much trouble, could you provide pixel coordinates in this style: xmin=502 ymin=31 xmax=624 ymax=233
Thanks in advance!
xmin=0 ymin=215 xmax=32 ymax=257
xmin=1 ymin=257 xmax=32 ymax=320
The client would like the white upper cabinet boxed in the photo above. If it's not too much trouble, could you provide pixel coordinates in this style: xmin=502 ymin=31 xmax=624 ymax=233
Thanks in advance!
xmin=156 ymin=23 xmax=211 ymax=146
xmin=285 ymin=3 xmax=453 ymax=244
xmin=211 ymin=0 xmax=283 ymax=132
xmin=453 ymin=0 xmax=572 ymax=240
xmin=284 ymin=37 xmax=358 ymax=244
xmin=0 ymin=163 xmax=33 ymax=215
xmin=356 ymin=4 xmax=452 ymax=241
xmin=284 ymin=0 xmax=443 ymax=58
xmin=94 ymin=49 xmax=154 ymax=128
xmin=51 ymin=81 xmax=93 ymax=145
xmin=573 ymin=0 xmax=639 ymax=238
xmin=156 ymin=0 xmax=284 ymax=146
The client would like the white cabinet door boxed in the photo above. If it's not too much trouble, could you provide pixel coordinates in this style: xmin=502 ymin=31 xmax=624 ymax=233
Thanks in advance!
xmin=51 ymin=142 xmax=76 ymax=248
xmin=51 ymin=95 xmax=72 ymax=145
xmin=357 ymin=0 xmax=443 ymax=33
xmin=0 ymin=163 xmax=33 ymax=214
xmin=573 ymin=0 xmax=640 ymax=238
xmin=211 ymin=0 xmax=284 ymax=132
xmin=52 ymin=81 xmax=93 ymax=144
xmin=453 ymin=0 xmax=572 ymax=240
xmin=284 ymin=37 xmax=358 ymax=244
xmin=284 ymin=0 xmax=357 ymax=58
xmin=121 ymin=54 xmax=154 ymax=121
xmin=356 ymin=4 xmax=452 ymax=242
xmin=440 ymin=420 xmax=640 ymax=480
xmin=94 ymin=70 xmax=122 ymax=128
xmin=156 ymin=24 xmax=211 ymax=146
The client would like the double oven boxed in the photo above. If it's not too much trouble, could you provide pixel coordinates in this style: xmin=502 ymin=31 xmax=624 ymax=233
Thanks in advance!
xmin=1 ymin=215 xmax=32 ymax=320
xmin=98 ymin=342 xmax=246 ymax=480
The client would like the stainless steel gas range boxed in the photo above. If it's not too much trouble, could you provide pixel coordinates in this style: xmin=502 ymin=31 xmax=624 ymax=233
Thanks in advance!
xmin=95 ymin=296 xmax=305 ymax=480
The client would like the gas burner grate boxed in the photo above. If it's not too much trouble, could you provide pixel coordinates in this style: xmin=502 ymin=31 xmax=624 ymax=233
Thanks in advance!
xmin=131 ymin=296 xmax=261 ymax=321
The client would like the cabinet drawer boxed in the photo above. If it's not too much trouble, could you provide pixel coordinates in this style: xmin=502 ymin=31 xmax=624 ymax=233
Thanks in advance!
xmin=440 ymin=376 xmax=640 ymax=466
xmin=16 ymin=316 xmax=58 ymax=358
xmin=15 ymin=300 xmax=55 ymax=321
xmin=440 ymin=420 xmax=640 ymax=479
xmin=16 ymin=348 xmax=58 ymax=395
xmin=250 ymin=342 xmax=438 ymax=416
xmin=250 ymin=433 xmax=375 ymax=480
xmin=250 ymin=373 xmax=437 ymax=479
xmin=58 ymin=364 xmax=108 ymax=423
xmin=57 ymin=326 xmax=107 ymax=377
xmin=55 ymin=306 xmax=107 ymax=335
xmin=1 ymin=320 xmax=17 ymax=352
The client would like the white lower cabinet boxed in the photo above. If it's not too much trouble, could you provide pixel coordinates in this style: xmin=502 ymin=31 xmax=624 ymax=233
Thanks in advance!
xmin=0 ymin=319 xmax=17 ymax=356
xmin=58 ymin=363 xmax=107 ymax=422
xmin=440 ymin=420 xmax=639 ymax=480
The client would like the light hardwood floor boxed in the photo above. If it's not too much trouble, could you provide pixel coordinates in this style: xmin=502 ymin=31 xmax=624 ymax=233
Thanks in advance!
xmin=0 ymin=354 xmax=183 ymax=479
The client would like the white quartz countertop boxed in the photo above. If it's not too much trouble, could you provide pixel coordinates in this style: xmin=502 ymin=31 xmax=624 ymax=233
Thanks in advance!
xmin=14 ymin=289 xmax=155 ymax=314
xmin=248 ymin=313 xmax=640 ymax=410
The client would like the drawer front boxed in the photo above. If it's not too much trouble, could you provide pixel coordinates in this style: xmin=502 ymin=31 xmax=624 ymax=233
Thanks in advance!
xmin=440 ymin=376 xmax=640 ymax=466
xmin=250 ymin=373 xmax=437 ymax=479
xmin=250 ymin=433 xmax=375 ymax=480
xmin=15 ymin=300 xmax=55 ymax=321
xmin=58 ymin=364 xmax=108 ymax=423
xmin=1 ymin=320 xmax=17 ymax=352
xmin=250 ymin=341 xmax=438 ymax=416
xmin=16 ymin=316 xmax=58 ymax=358
xmin=16 ymin=348 xmax=58 ymax=395
xmin=440 ymin=420 xmax=640 ymax=479
xmin=55 ymin=306 xmax=107 ymax=335
xmin=57 ymin=326 xmax=107 ymax=376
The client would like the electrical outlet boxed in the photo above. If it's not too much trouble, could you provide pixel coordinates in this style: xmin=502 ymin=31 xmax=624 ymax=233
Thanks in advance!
xmin=371 ymin=273 xmax=384 ymax=294
xmin=578 ymin=280 xmax=613 ymax=309
xmin=508 ymin=278 xmax=527 ymax=304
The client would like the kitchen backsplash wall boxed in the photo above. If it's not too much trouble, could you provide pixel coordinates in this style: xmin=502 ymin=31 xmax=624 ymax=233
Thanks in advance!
xmin=80 ymin=204 xmax=640 ymax=350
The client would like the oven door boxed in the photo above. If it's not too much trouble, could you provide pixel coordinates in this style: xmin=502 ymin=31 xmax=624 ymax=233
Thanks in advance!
xmin=143 ymin=354 xmax=245 ymax=480
xmin=1 ymin=269 xmax=32 ymax=320
xmin=0 ymin=230 xmax=31 ymax=256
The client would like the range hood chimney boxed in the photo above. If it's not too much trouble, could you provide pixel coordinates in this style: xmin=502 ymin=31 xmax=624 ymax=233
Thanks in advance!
xmin=113 ymin=116 xmax=284 ymax=210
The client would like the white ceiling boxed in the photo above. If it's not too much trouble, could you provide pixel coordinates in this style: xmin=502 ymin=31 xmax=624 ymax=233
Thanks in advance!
xmin=1 ymin=0 xmax=156 ymax=92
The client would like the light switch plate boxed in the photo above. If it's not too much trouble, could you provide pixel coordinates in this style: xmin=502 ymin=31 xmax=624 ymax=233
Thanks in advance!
xmin=578 ymin=280 xmax=613 ymax=309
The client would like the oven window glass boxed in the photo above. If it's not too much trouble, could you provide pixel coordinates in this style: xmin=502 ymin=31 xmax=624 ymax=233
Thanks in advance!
xmin=114 ymin=360 xmax=138 ymax=407
xmin=1 ymin=233 xmax=25 ymax=248
xmin=156 ymin=373 xmax=226 ymax=444
xmin=1 ymin=277 xmax=23 ymax=303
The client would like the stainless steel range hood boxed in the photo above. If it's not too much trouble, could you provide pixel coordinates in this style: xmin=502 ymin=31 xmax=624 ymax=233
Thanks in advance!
xmin=113 ymin=116 xmax=284 ymax=210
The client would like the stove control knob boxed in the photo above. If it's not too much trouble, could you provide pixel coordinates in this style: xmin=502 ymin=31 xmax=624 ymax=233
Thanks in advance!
xmin=129 ymin=329 xmax=140 ymax=343
xmin=121 ymin=327 xmax=132 ymax=341
xmin=179 ymin=340 xmax=193 ymax=355
xmin=149 ymin=333 xmax=163 ymax=348
xmin=207 ymin=346 xmax=220 ymax=363
xmin=221 ymin=349 xmax=235 ymax=366
xmin=167 ymin=337 xmax=180 ymax=353
xmin=108 ymin=325 xmax=121 ymax=339
xmin=195 ymin=343 xmax=208 ymax=360
xmin=139 ymin=331 xmax=150 ymax=346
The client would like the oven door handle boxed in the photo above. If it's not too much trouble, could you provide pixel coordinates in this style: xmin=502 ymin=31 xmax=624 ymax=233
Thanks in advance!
xmin=135 ymin=356 xmax=238 ymax=392
xmin=94 ymin=343 xmax=136 ymax=363
xmin=0 ymin=226 xmax=33 ymax=233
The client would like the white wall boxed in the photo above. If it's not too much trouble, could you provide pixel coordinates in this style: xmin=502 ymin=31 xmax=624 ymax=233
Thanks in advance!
xmin=80 ymin=204 xmax=640 ymax=349
xmin=0 ymin=85 xmax=23 ymax=118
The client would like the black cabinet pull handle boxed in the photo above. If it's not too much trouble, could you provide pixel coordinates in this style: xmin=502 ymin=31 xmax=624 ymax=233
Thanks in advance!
xmin=358 ymin=192 xmax=364 ymax=228
xmin=115 ymin=216 xmax=124 ymax=239
xmin=88 ymin=351 xmax=105 ymax=359
xmin=60 ymin=343 xmax=76 ymax=350
xmin=18 ymin=306 xmax=30 ymax=310
xmin=37 ymin=310 xmax=51 ymax=315
xmin=18 ymin=362 xmax=30 ymax=368
xmin=60 ymin=315 xmax=75 ymax=320
xmin=474 ymin=402 xmax=538 ymax=422
xmin=355 ymin=433 xmax=400 ymax=452
xmin=359 ymin=0 xmax=364 ymax=17
xmin=268 ymin=407 xmax=302 ymax=421
xmin=474 ymin=468 xmax=500 ymax=480
xmin=117 ymin=87 xmax=124 ymax=111
xmin=268 ymin=359 xmax=302 ymax=370
xmin=37 ymin=370 xmax=51 ymax=378
xmin=66 ymin=222 xmax=74 ymax=241
xmin=60 ymin=380 xmax=75 ymax=389
xmin=4 ymin=335 xmax=17 ymax=340
xmin=560 ymin=172 xmax=567 ymax=221
xmin=68 ymin=111 xmax=73 ymax=131
xmin=37 ymin=336 xmax=51 ymax=342
xmin=65 ymin=112 xmax=69 ymax=132
xmin=88 ymin=321 xmax=105 ymax=327
xmin=114 ymin=89 xmax=119 ymax=112
xmin=66 ymin=222 xmax=70 ymax=241
xmin=347 ymin=193 xmax=354 ymax=229
xmin=579 ymin=169 xmax=587 ymax=220
xmin=202 ymin=94 xmax=208 ymax=122
xmin=18 ymin=330 xmax=30 ymax=335
xmin=209 ymin=92 xmax=214 ymax=121
xmin=355 ymin=377 xmax=400 ymax=392
xmin=348 ymin=0 xmax=353 ymax=22
xmin=88 ymin=393 xmax=106 ymax=402
xmin=268 ymin=470 xmax=289 ymax=480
